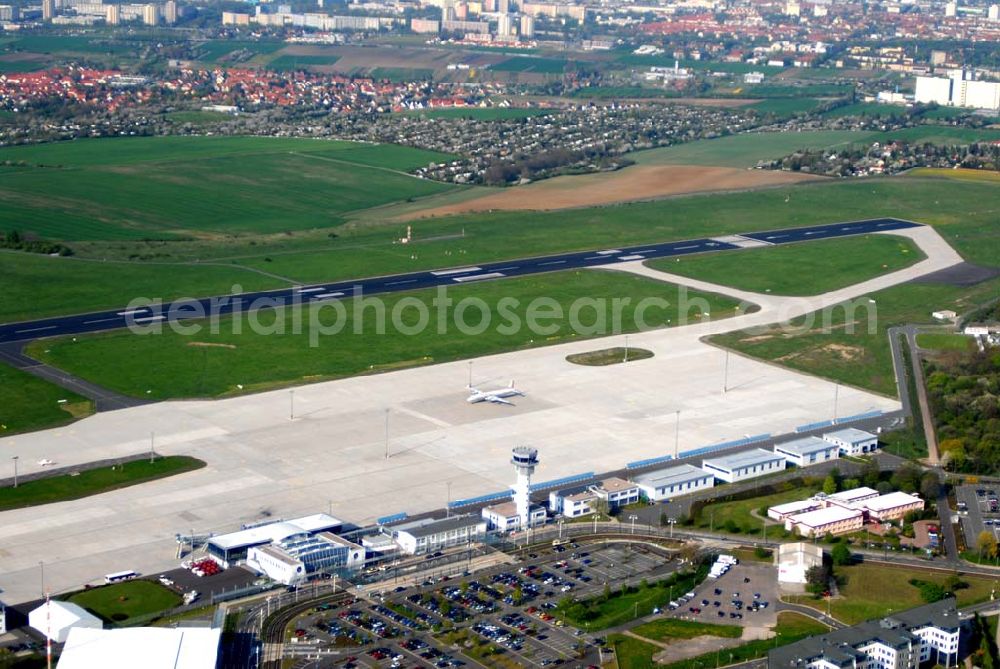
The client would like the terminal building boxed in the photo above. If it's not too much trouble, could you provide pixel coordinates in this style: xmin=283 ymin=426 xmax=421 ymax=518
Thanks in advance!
xmin=632 ymin=464 xmax=714 ymax=502
xmin=701 ymin=448 xmax=786 ymax=483
xmin=823 ymin=428 xmax=879 ymax=456
xmin=547 ymin=477 xmax=641 ymax=518
xmin=392 ymin=516 xmax=487 ymax=555
xmin=247 ymin=531 xmax=365 ymax=585
xmin=768 ymin=598 xmax=962 ymax=669
xmin=773 ymin=436 xmax=840 ymax=467
xmin=206 ymin=514 xmax=343 ymax=568
xmin=58 ymin=626 xmax=222 ymax=669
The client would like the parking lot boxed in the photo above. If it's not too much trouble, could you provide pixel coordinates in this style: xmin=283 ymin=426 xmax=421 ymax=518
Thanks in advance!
xmin=668 ymin=561 xmax=777 ymax=632
xmin=956 ymin=484 xmax=1000 ymax=551
xmin=276 ymin=541 xmax=687 ymax=668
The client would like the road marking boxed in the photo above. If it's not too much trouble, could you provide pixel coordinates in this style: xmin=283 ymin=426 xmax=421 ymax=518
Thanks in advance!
xmin=877 ymin=222 xmax=894 ymax=227
xmin=596 ymin=249 xmax=621 ymax=255
xmin=633 ymin=249 xmax=657 ymax=254
xmin=840 ymin=227 xmax=858 ymax=231
xmin=14 ymin=325 xmax=56 ymax=334
xmin=83 ymin=317 xmax=120 ymax=325
xmin=453 ymin=272 xmax=505 ymax=282
xmin=116 ymin=309 xmax=148 ymax=316
xmin=583 ymin=256 xmax=607 ymax=260
xmin=765 ymin=234 xmax=788 ymax=240
xmin=386 ymin=279 xmax=417 ymax=286
xmin=494 ymin=266 xmax=519 ymax=271
xmin=674 ymin=245 xmax=700 ymax=250
xmin=804 ymin=231 xmax=825 ymax=236
xmin=295 ymin=287 xmax=326 ymax=293
xmin=312 ymin=292 xmax=345 ymax=300
xmin=431 ymin=266 xmax=481 ymax=276
xmin=538 ymin=260 xmax=566 ymax=266
xmin=617 ymin=255 xmax=645 ymax=261
xmin=131 ymin=315 xmax=166 ymax=323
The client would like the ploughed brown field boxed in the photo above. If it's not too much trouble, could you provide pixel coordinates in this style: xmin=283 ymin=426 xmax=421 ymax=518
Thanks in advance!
xmin=407 ymin=164 xmax=819 ymax=218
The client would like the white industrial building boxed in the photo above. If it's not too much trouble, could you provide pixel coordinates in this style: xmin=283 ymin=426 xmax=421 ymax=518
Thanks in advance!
xmin=776 ymin=542 xmax=823 ymax=587
xmin=771 ymin=487 xmax=924 ymax=537
xmin=823 ymin=428 xmax=879 ymax=456
xmin=768 ymin=498 xmax=824 ymax=522
xmin=58 ymin=626 xmax=221 ymax=669
xmin=29 ymin=600 xmax=102 ymax=643
xmin=826 ymin=486 xmax=880 ymax=507
xmin=915 ymin=71 xmax=1000 ymax=111
xmin=482 ymin=501 xmax=546 ymax=531
xmin=392 ymin=516 xmax=487 ymax=555
xmin=247 ymin=532 xmax=365 ymax=585
xmin=206 ymin=513 xmax=342 ymax=568
xmin=773 ymin=436 xmax=840 ymax=467
xmin=784 ymin=504 xmax=864 ymax=538
xmin=632 ymin=463 xmax=714 ymax=502
xmin=548 ymin=477 xmax=640 ymax=517
xmin=862 ymin=491 xmax=924 ymax=522
xmin=702 ymin=449 xmax=786 ymax=483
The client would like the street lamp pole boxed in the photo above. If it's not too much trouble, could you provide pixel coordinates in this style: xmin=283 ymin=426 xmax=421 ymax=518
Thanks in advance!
xmin=384 ymin=408 xmax=390 ymax=459
xmin=629 ymin=514 xmax=637 ymax=535
xmin=674 ymin=410 xmax=681 ymax=458
xmin=12 ymin=455 xmax=18 ymax=488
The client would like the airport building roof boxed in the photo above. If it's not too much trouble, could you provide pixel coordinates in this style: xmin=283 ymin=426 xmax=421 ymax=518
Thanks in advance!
xmin=395 ymin=515 xmax=483 ymax=539
xmin=824 ymin=427 xmax=877 ymax=444
xmin=702 ymin=448 xmax=785 ymax=471
xmin=208 ymin=514 xmax=342 ymax=551
xmin=770 ymin=499 xmax=824 ymax=517
xmin=632 ymin=463 xmax=710 ymax=488
xmin=862 ymin=491 xmax=922 ymax=512
xmin=599 ymin=477 xmax=636 ymax=493
xmin=59 ymin=626 xmax=222 ymax=669
xmin=774 ymin=436 xmax=835 ymax=457
xmin=788 ymin=505 xmax=862 ymax=528
xmin=827 ymin=487 xmax=880 ymax=504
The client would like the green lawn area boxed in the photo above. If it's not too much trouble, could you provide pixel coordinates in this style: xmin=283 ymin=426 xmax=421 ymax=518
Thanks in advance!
xmin=648 ymin=234 xmax=923 ymax=296
xmin=632 ymin=130 xmax=873 ymax=167
xmin=631 ymin=618 xmax=742 ymax=641
xmin=0 ymin=362 xmax=92 ymax=435
xmin=268 ymin=54 xmax=340 ymax=70
xmin=569 ymin=86 xmax=678 ymax=99
xmin=617 ymin=613 xmax=828 ymax=669
xmin=492 ymin=57 xmax=568 ymax=73
xmin=25 ymin=270 xmax=741 ymax=399
xmin=916 ymin=333 xmax=974 ymax=351
xmin=67 ymin=580 xmax=182 ymax=624
xmin=0 ymin=137 xmax=455 ymax=239
xmin=908 ymin=168 xmax=1000 ymax=183
xmin=884 ymin=126 xmax=1000 ymax=144
xmin=560 ymin=564 xmax=710 ymax=630
xmin=749 ymin=98 xmax=823 ymax=117
xmin=786 ymin=562 xmax=998 ymax=624
xmin=694 ymin=485 xmax=820 ymax=534
xmin=711 ymin=278 xmax=1000 ymax=397
xmin=194 ymin=40 xmax=284 ymax=62
xmin=822 ymin=103 xmax=909 ymax=118
xmin=0 ymin=456 xmax=205 ymax=511
xmin=368 ymin=67 xmax=434 ymax=81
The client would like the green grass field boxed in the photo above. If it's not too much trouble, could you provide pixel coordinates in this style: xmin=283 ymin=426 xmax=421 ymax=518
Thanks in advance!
xmin=0 ymin=137 xmax=454 ymax=238
xmin=25 ymin=271 xmax=741 ymax=399
xmin=0 ymin=456 xmax=205 ymax=511
xmin=695 ymin=486 xmax=820 ymax=534
xmin=569 ymin=86 xmax=678 ymax=99
xmin=646 ymin=234 xmax=924 ymax=296
xmin=633 ymin=130 xmax=871 ymax=167
xmin=822 ymin=103 xmax=909 ymax=118
xmin=67 ymin=580 xmax=182 ymax=624
xmin=268 ymin=54 xmax=340 ymax=70
xmin=916 ymin=333 xmax=974 ymax=351
xmin=786 ymin=562 xmax=997 ymax=624
xmin=195 ymin=40 xmax=284 ymax=62
xmin=630 ymin=618 xmax=742 ymax=641
xmin=0 ymin=362 xmax=92 ymax=434
xmin=492 ymin=57 xmax=568 ymax=73
xmin=607 ymin=634 xmax=659 ymax=669
xmin=369 ymin=67 xmax=434 ymax=81
xmin=749 ymin=98 xmax=823 ymax=116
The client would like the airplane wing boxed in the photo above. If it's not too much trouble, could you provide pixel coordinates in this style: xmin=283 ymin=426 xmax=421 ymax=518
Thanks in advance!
xmin=486 ymin=395 xmax=514 ymax=405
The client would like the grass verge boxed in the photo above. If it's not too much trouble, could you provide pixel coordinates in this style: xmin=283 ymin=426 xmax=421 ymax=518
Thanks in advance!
xmin=565 ymin=347 xmax=654 ymax=366
xmin=66 ymin=580 xmax=182 ymax=624
xmin=0 ymin=361 xmax=93 ymax=435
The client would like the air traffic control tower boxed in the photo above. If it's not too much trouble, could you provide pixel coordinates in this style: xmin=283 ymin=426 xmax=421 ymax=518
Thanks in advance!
xmin=511 ymin=447 xmax=538 ymax=529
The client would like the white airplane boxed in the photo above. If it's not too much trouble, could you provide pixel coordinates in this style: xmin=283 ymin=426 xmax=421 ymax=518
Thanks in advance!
xmin=467 ymin=381 xmax=524 ymax=405
xmin=37 ymin=458 xmax=55 ymax=467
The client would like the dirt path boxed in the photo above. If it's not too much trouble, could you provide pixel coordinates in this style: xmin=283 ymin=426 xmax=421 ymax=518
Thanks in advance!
xmin=405 ymin=165 xmax=818 ymax=219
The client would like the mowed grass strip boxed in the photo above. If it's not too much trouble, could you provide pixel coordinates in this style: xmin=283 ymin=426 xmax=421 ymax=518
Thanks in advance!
xmin=0 ymin=456 xmax=206 ymax=512
xmin=646 ymin=234 xmax=924 ymax=296
xmin=633 ymin=130 xmax=873 ymax=167
xmin=630 ymin=618 xmax=742 ymax=641
xmin=694 ymin=485 xmax=820 ymax=533
xmin=916 ymin=333 xmax=974 ymax=351
xmin=67 ymin=580 xmax=183 ymax=624
xmin=26 ymin=271 xmax=742 ymax=399
xmin=0 ymin=361 xmax=93 ymax=434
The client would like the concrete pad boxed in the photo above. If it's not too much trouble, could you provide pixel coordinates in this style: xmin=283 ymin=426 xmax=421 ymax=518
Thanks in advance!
xmin=0 ymin=226 xmax=962 ymax=604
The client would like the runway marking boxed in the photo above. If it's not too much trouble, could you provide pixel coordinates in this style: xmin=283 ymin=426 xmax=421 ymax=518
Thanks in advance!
xmin=312 ymin=292 xmax=345 ymax=300
xmin=596 ymin=249 xmax=621 ymax=255
xmin=131 ymin=315 xmax=166 ymax=323
xmin=14 ymin=325 xmax=56 ymax=334
xmin=386 ymin=279 xmax=417 ymax=286
xmin=431 ymin=266 xmax=481 ymax=276
xmin=538 ymin=260 xmax=566 ymax=266
xmin=83 ymin=317 xmax=120 ymax=325
xmin=674 ymin=245 xmax=700 ymax=250
xmin=804 ymin=231 xmax=825 ymax=236
xmin=617 ymin=255 xmax=645 ymax=261
xmin=453 ymin=272 xmax=505 ymax=282
xmin=295 ymin=287 xmax=326 ymax=293
xmin=764 ymin=234 xmax=788 ymax=240
xmin=633 ymin=249 xmax=657 ymax=254
xmin=116 ymin=309 xmax=148 ymax=316
xmin=840 ymin=227 xmax=858 ymax=231
xmin=394 ymin=405 xmax=454 ymax=429
xmin=494 ymin=266 xmax=519 ymax=271
xmin=876 ymin=222 xmax=894 ymax=227
xmin=583 ymin=256 xmax=607 ymax=260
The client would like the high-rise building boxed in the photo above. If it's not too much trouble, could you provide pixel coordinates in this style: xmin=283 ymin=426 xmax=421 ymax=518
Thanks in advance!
xmin=0 ymin=4 xmax=19 ymax=20
xmin=142 ymin=2 xmax=158 ymax=24
xmin=496 ymin=11 xmax=513 ymax=36
xmin=163 ymin=0 xmax=177 ymax=23
xmin=496 ymin=0 xmax=509 ymax=13
xmin=915 ymin=71 xmax=1000 ymax=111
xmin=519 ymin=13 xmax=534 ymax=37
xmin=105 ymin=4 xmax=119 ymax=23
xmin=510 ymin=447 xmax=537 ymax=529
xmin=989 ymin=4 xmax=999 ymax=20
xmin=42 ymin=0 xmax=56 ymax=21
xmin=944 ymin=1 xmax=956 ymax=16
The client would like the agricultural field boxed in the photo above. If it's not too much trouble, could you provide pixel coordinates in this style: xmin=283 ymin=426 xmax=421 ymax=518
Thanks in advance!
xmin=0 ymin=362 xmax=92 ymax=435
xmin=749 ymin=97 xmax=823 ymax=116
xmin=368 ymin=67 xmax=435 ymax=81
xmin=267 ymin=54 xmax=341 ymax=70
xmin=67 ymin=580 xmax=182 ymax=624
xmin=821 ymin=103 xmax=909 ymax=118
xmin=25 ymin=270 xmax=742 ymax=399
xmin=194 ymin=39 xmax=284 ymax=62
xmin=632 ymin=130 xmax=871 ymax=167
xmin=916 ymin=333 xmax=974 ymax=352
xmin=647 ymin=234 xmax=924 ymax=296
xmin=569 ymin=86 xmax=678 ymax=99
xmin=0 ymin=136 xmax=455 ymax=239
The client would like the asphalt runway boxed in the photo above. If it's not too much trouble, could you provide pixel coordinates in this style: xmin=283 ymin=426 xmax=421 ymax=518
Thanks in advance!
xmin=0 ymin=218 xmax=920 ymax=344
